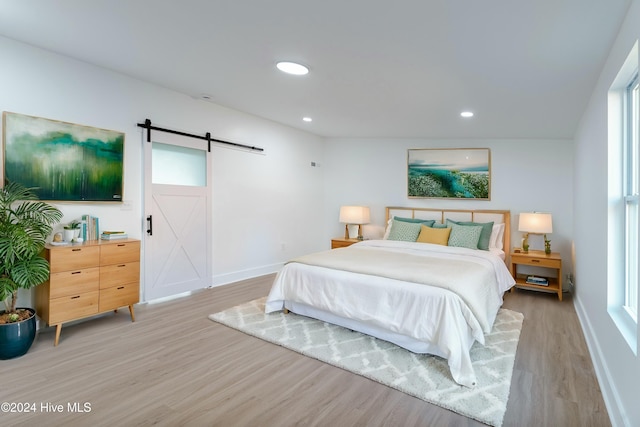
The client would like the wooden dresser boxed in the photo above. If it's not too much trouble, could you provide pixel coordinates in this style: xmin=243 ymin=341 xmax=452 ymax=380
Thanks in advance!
xmin=36 ymin=239 xmax=140 ymax=346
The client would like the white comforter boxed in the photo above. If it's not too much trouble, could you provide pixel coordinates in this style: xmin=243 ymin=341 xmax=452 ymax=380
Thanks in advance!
xmin=265 ymin=240 xmax=515 ymax=387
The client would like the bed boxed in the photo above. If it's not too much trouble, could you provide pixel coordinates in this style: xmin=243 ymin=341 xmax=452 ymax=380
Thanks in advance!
xmin=265 ymin=207 xmax=515 ymax=387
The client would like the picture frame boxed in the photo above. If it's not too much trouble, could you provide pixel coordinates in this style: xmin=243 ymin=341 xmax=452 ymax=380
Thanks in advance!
xmin=2 ymin=112 xmax=124 ymax=202
xmin=407 ymin=148 xmax=491 ymax=199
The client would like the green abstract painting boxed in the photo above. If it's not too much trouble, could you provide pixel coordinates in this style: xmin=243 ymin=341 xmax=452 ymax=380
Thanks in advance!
xmin=3 ymin=112 xmax=124 ymax=202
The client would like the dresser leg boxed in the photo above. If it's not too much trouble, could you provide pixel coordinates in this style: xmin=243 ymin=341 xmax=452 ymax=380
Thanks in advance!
xmin=128 ymin=305 xmax=136 ymax=322
xmin=54 ymin=324 xmax=62 ymax=346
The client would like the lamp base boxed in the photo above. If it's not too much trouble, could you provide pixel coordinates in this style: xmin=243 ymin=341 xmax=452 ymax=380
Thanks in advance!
xmin=357 ymin=224 xmax=364 ymax=240
xmin=344 ymin=224 xmax=350 ymax=240
xmin=544 ymin=234 xmax=551 ymax=254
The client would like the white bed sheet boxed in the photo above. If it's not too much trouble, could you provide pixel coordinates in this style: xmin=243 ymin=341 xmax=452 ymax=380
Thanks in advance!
xmin=265 ymin=240 xmax=515 ymax=387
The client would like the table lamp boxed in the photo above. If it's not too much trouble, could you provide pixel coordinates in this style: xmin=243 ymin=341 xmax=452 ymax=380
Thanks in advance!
xmin=339 ymin=206 xmax=370 ymax=240
xmin=518 ymin=212 xmax=553 ymax=253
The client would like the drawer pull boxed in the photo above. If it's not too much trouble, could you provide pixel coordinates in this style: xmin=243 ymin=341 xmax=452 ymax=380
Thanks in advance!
xmin=71 ymin=296 xmax=80 ymax=299
xmin=117 ymin=264 xmax=126 ymax=268
xmin=117 ymin=244 xmax=126 ymax=247
xmin=531 ymin=259 xmax=540 ymax=263
xmin=71 ymin=271 xmax=82 ymax=275
xmin=72 ymin=248 xmax=82 ymax=252
xmin=117 ymin=286 xmax=125 ymax=290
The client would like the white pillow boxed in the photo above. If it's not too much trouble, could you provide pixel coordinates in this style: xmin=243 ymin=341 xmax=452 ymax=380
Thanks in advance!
xmin=489 ymin=223 xmax=505 ymax=250
xmin=382 ymin=217 xmax=394 ymax=239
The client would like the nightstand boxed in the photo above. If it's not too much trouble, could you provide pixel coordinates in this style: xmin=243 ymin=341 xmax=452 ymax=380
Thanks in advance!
xmin=511 ymin=250 xmax=563 ymax=301
xmin=331 ymin=238 xmax=360 ymax=249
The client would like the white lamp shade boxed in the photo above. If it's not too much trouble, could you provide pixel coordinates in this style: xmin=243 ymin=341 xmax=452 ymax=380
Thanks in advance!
xmin=339 ymin=206 xmax=370 ymax=224
xmin=518 ymin=212 xmax=553 ymax=234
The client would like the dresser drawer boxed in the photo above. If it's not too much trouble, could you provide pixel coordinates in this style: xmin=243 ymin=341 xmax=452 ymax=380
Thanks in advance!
xmin=99 ymin=283 xmax=139 ymax=312
xmin=49 ymin=246 xmax=100 ymax=273
xmin=49 ymin=291 xmax=99 ymax=324
xmin=49 ymin=267 xmax=100 ymax=298
xmin=100 ymin=241 xmax=141 ymax=265
xmin=99 ymin=262 xmax=140 ymax=289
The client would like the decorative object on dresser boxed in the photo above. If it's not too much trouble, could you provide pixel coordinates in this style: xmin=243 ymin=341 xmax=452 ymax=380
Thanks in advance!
xmin=511 ymin=249 xmax=563 ymax=300
xmin=0 ymin=182 xmax=63 ymax=359
xmin=407 ymin=148 xmax=491 ymax=200
xmin=63 ymin=219 xmax=82 ymax=243
xmin=36 ymin=239 xmax=141 ymax=346
xmin=518 ymin=212 xmax=553 ymax=253
xmin=330 ymin=238 xmax=360 ymax=249
xmin=338 ymin=205 xmax=370 ymax=240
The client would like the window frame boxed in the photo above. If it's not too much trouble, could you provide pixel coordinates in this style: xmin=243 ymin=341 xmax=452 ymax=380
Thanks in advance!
xmin=607 ymin=41 xmax=638 ymax=354
xmin=624 ymin=72 xmax=639 ymax=321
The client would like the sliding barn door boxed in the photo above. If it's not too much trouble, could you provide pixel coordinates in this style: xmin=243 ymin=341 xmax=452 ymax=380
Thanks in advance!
xmin=143 ymin=132 xmax=211 ymax=301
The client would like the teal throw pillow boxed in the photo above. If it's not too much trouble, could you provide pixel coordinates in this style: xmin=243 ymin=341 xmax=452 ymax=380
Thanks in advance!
xmin=387 ymin=219 xmax=422 ymax=242
xmin=431 ymin=222 xmax=448 ymax=229
xmin=394 ymin=216 xmax=436 ymax=227
xmin=446 ymin=219 xmax=494 ymax=250
xmin=448 ymin=223 xmax=482 ymax=250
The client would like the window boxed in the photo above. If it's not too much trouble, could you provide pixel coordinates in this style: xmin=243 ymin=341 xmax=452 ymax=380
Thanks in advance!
xmin=624 ymin=72 xmax=639 ymax=321
xmin=608 ymin=41 xmax=638 ymax=353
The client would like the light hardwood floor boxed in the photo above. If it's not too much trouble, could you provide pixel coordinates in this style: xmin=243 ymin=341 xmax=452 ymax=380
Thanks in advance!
xmin=3 ymin=275 xmax=609 ymax=427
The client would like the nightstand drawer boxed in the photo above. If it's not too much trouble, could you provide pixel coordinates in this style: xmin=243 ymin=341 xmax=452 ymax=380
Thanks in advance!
xmin=331 ymin=238 xmax=360 ymax=249
xmin=511 ymin=254 xmax=560 ymax=268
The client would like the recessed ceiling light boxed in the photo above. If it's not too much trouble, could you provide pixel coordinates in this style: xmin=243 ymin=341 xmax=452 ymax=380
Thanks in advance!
xmin=303 ymin=117 xmax=312 ymax=122
xmin=460 ymin=111 xmax=474 ymax=118
xmin=276 ymin=61 xmax=309 ymax=75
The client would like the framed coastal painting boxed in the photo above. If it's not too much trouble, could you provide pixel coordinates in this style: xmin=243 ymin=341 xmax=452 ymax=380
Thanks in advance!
xmin=2 ymin=112 xmax=124 ymax=202
xmin=407 ymin=148 xmax=491 ymax=199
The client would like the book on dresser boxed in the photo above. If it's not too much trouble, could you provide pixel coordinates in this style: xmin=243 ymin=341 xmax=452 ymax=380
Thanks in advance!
xmin=101 ymin=231 xmax=128 ymax=240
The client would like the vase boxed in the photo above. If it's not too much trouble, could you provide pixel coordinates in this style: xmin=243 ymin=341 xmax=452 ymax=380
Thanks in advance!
xmin=0 ymin=308 xmax=37 ymax=359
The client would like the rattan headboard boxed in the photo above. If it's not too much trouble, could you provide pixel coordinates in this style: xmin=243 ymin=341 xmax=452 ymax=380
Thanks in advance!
xmin=385 ymin=206 xmax=511 ymax=263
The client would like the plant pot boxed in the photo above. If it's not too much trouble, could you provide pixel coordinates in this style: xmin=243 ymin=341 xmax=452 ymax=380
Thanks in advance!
xmin=0 ymin=308 xmax=36 ymax=359
xmin=63 ymin=229 xmax=75 ymax=242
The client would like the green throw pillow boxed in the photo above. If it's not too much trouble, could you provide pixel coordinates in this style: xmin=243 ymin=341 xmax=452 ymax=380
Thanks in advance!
xmin=387 ymin=219 xmax=422 ymax=241
xmin=448 ymin=223 xmax=482 ymax=250
xmin=446 ymin=219 xmax=494 ymax=250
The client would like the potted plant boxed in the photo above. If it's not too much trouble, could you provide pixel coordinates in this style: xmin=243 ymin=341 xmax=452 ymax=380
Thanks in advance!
xmin=0 ymin=182 xmax=62 ymax=359
xmin=63 ymin=219 xmax=81 ymax=242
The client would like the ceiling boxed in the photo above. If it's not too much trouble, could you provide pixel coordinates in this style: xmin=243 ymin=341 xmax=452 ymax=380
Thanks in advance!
xmin=0 ymin=0 xmax=632 ymax=139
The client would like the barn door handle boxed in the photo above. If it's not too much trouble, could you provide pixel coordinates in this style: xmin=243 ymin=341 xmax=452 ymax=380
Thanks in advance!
xmin=147 ymin=215 xmax=153 ymax=236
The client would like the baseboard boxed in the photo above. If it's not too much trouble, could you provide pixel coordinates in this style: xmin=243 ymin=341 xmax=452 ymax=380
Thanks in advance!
xmin=210 ymin=262 xmax=283 ymax=288
xmin=573 ymin=294 xmax=626 ymax=427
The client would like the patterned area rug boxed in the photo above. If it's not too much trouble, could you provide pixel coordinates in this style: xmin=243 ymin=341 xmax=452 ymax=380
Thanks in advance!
xmin=209 ymin=298 xmax=523 ymax=427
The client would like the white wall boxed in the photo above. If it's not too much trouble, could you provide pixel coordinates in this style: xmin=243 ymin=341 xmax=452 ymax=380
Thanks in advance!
xmin=573 ymin=1 xmax=640 ymax=426
xmin=0 ymin=36 xmax=326 ymax=305
xmin=323 ymin=138 xmax=574 ymax=275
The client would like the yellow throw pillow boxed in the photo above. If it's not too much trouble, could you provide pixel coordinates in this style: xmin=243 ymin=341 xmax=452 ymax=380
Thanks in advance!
xmin=416 ymin=224 xmax=451 ymax=246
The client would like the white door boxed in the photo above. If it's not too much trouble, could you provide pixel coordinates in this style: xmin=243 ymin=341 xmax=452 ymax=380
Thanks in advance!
xmin=143 ymin=133 xmax=211 ymax=301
